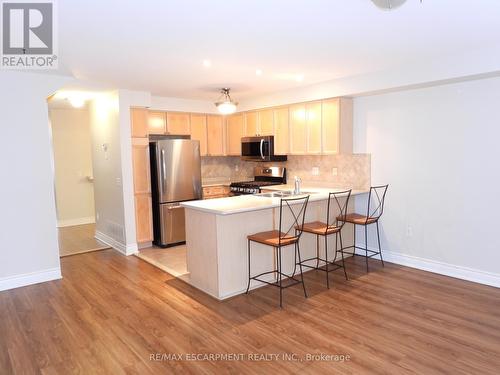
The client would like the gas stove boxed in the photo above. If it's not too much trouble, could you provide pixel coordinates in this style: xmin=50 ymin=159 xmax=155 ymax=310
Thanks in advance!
xmin=230 ymin=166 xmax=286 ymax=195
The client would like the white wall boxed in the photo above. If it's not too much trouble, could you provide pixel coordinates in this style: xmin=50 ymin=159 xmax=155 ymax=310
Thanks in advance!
xmin=50 ymin=108 xmax=95 ymax=227
xmin=150 ymin=95 xmax=217 ymax=113
xmin=89 ymin=92 xmax=130 ymax=253
xmin=353 ymin=76 xmax=500 ymax=286
xmin=0 ymin=71 xmax=73 ymax=291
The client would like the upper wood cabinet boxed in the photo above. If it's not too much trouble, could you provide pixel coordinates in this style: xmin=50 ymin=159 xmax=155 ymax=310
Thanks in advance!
xmin=321 ymin=97 xmax=353 ymax=154
xmin=245 ymin=112 xmax=258 ymax=137
xmin=167 ymin=112 xmax=190 ymax=135
xmin=131 ymin=108 xmax=148 ymax=138
xmin=273 ymin=107 xmax=289 ymax=155
xmin=131 ymin=138 xmax=151 ymax=194
xmin=207 ymin=115 xmax=225 ymax=156
xmin=244 ymin=110 xmax=274 ymax=136
xmin=259 ymin=109 xmax=274 ymax=135
xmin=306 ymin=101 xmax=322 ymax=154
xmin=226 ymin=114 xmax=244 ymax=155
xmin=190 ymin=114 xmax=208 ymax=156
xmin=289 ymin=104 xmax=307 ymax=154
xmin=148 ymin=111 xmax=166 ymax=134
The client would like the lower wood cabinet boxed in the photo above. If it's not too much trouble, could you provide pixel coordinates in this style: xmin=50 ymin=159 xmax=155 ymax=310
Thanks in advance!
xmin=203 ymin=185 xmax=230 ymax=199
xmin=134 ymin=194 xmax=153 ymax=243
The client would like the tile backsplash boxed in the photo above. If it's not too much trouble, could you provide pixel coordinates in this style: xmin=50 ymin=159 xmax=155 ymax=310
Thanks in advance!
xmin=201 ymin=154 xmax=371 ymax=190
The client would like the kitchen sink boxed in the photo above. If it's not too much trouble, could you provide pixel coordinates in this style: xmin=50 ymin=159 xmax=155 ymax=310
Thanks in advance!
xmin=257 ymin=190 xmax=317 ymax=198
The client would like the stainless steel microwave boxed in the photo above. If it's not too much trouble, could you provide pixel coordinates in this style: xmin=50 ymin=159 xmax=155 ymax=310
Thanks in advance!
xmin=241 ymin=136 xmax=287 ymax=162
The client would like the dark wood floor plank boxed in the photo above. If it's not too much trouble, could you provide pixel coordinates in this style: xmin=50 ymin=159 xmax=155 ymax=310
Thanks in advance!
xmin=1 ymin=250 xmax=500 ymax=374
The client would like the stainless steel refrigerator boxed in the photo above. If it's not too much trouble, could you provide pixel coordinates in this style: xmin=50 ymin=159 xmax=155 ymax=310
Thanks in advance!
xmin=149 ymin=137 xmax=202 ymax=247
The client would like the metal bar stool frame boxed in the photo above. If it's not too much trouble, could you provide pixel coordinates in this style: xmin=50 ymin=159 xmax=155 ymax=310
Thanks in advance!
xmin=339 ymin=185 xmax=388 ymax=272
xmin=296 ymin=190 xmax=352 ymax=288
xmin=246 ymin=195 xmax=310 ymax=308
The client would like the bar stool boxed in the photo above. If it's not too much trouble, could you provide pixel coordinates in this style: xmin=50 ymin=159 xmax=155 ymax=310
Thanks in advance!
xmin=246 ymin=195 xmax=310 ymax=308
xmin=338 ymin=185 xmax=389 ymax=272
xmin=296 ymin=190 xmax=352 ymax=288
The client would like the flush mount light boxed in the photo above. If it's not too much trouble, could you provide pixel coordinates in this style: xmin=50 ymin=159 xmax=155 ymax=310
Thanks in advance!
xmin=215 ymin=88 xmax=238 ymax=115
xmin=68 ymin=97 xmax=85 ymax=108
xmin=371 ymin=0 xmax=421 ymax=10
xmin=295 ymin=74 xmax=304 ymax=82
xmin=203 ymin=59 xmax=212 ymax=68
xmin=255 ymin=69 xmax=263 ymax=76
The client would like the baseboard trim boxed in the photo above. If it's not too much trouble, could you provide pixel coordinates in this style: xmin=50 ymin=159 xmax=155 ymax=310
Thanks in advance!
xmin=0 ymin=268 xmax=62 ymax=292
xmin=57 ymin=216 xmax=95 ymax=228
xmin=361 ymin=246 xmax=500 ymax=288
xmin=95 ymin=231 xmax=137 ymax=256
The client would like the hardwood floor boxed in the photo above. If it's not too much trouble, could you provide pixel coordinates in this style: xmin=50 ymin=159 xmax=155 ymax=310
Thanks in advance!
xmin=1 ymin=250 xmax=500 ymax=374
xmin=58 ymin=224 xmax=110 ymax=257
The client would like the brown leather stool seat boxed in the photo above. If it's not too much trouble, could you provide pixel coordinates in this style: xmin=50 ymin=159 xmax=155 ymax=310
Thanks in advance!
xmin=300 ymin=221 xmax=341 ymax=236
xmin=338 ymin=213 xmax=378 ymax=225
xmin=247 ymin=230 xmax=298 ymax=247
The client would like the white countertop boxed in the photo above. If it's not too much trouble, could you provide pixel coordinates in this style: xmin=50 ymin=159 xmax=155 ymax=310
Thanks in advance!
xmin=181 ymin=185 xmax=368 ymax=215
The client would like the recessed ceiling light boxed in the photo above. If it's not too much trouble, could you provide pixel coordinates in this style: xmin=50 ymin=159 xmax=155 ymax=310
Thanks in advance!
xmin=255 ymin=69 xmax=263 ymax=76
xmin=203 ymin=59 xmax=212 ymax=68
xmin=295 ymin=74 xmax=304 ymax=82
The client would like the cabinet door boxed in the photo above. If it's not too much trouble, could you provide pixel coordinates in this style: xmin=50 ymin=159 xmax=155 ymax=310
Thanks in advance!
xmin=245 ymin=112 xmax=258 ymax=136
xmin=135 ymin=194 xmax=153 ymax=243
xmin=322 ymin=98 xmax=340 ymax=154
xmin=131 ymin=108 xmax=148 ymax=137
xmin=289 ymin=104 xmax=307 ymax=154
xmin=207 ymin=115 xmax=225 ymax=156
xmin=273 ymin=107 xmax=289 ymax=155
xmin=131 ymin=139 xmax=151 ymax=194
xmin=259 ymin=109 xmax=274 ymax=135
xmin=226 ymin=114 xmax=244 ymax=155
xmin=167 ymin=112 xmax=191 ymax=135
xmin=306 ymin=102 xmax=322 ymax=154
xmin=190 ymin=114 xmax=208 ymax=156
xmin=148 ymin=111 xmax=166 ymax=134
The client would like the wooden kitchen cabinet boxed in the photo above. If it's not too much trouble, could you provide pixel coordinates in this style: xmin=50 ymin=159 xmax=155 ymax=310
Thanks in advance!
xmin=207 ymin=115 xmax=225 ymax=156
xmin=245 ymin=112 xmax=258 ymax=136
xmin=273 ymin=107 xmax=289 ymax=155
xmin=258 ymin=109 xmax=274 ymax=135
xmin=131 ymin=138 xmax=151 ymax=194
xmin=131 ymin=108 xmax=148 ymax=137
xmin=226 ymin=114 xmax=245 ymax=155
xmin=148 ymin=111 xmax=166 ymax=134
xmin=202 ymin=185 xmax=231 ymax=199
xmin=244 ymin=110 xmax=274 ymax=137
xmin=306 ymin=101 xmax=322 ymax=154
xmin=167 ymin=112 xmax=191 ymax=135
xmin=190 ymin=114 xmax=208 ymax=156
xmin=321 ymin=97 xmax=353 ymax=154
xmin=289 ymin=104 xmax=307 ymax=154
xmin=134 ymin=194 xmax=153 ymax=243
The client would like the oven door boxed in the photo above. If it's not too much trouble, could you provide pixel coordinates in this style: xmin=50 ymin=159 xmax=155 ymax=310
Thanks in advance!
xmin=241 ymin=136 xmax=271 ymax=161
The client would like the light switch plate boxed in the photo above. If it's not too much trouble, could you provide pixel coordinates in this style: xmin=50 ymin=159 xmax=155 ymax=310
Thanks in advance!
xmin=332 ymin=167 xmax=338 ymax=176
xmin=312 ymin=167 xmax=319 ymax=176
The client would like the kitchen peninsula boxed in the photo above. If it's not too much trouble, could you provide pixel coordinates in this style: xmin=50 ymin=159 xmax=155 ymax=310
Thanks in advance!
xmin=181 ymin=185 xmax=367 ymax=299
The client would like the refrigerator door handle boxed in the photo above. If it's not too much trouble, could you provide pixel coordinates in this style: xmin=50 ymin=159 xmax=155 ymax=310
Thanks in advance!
xmin=161 ymin=148 xmax=166 ymax=194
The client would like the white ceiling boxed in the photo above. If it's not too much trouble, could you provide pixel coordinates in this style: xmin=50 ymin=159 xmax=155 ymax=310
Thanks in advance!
xmin=56 ymin=0 xmax=500 ymax=100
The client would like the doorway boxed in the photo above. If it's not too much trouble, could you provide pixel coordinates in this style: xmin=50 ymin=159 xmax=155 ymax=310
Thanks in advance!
xmin=48 ymin=98 xmax=110 ymax=257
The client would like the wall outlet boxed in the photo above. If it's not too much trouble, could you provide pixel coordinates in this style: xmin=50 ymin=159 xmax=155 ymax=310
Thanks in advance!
xmin=312 ymin=166 xmax=319 ymax=176
xmin=332 ymin=167 xmax=338 ymax=176
xmin=406 ymin=224 xmax=413 ymax=237
xmin=116 ymin=177 xmax=122 ymax=186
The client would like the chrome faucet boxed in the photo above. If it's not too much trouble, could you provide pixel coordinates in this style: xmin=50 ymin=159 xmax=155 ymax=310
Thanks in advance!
xmin=294 ymin=176 xmax=302 ymax=195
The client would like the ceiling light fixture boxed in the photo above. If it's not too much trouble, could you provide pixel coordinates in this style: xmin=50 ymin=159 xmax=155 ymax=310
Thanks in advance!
xmin=371 ymin=0 xmax=422 ymax=10
xmin=255 ymin=69 xmax=263 ymax=76
xmin=295 ymin=74 xmax=304 ymax=82
xmin=203 ymin=59 xmax=212 ymax=68
xmin=215 ymin=88 xmax=238 ymax=115
xmin=68 ymin=97 xmax=86 ymax=108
